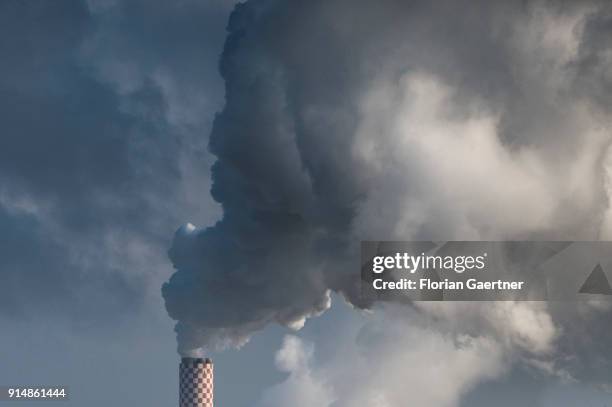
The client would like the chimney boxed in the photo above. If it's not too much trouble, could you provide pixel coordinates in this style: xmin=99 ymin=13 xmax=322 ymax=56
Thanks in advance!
xmin=179 ymin=357 xmax=213 ymax=407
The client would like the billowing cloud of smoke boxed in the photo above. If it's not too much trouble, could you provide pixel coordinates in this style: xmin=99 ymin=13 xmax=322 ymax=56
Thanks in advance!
xmin=163 ymin=0 xmax=612 ymax=394
xmin=255 ymin=303 xmax=531 ymax=407
xmin=256 ymin=335 xmax=334 ymax=407
xmin=258 ymin=301 xmax=612 ymax=406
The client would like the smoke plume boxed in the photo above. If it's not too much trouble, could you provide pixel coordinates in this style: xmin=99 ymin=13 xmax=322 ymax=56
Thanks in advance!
xmin=162 ymin=1 xmax=612 ymax=394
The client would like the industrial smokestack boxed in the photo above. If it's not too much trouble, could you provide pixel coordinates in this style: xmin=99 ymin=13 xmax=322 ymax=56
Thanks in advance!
xmin=179 ymin=357 xmax=213 ymax=407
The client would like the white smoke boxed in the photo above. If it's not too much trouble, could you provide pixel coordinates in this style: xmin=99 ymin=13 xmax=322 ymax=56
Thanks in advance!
xmin=255 ymin=335 xmax=334 ymax=407
xmin=256 ymin=302 xmax=555 ymax=407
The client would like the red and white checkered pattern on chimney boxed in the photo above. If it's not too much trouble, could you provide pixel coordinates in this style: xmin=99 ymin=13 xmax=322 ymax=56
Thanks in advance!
xmin=180 ymin=357 xmax=213 ymax=407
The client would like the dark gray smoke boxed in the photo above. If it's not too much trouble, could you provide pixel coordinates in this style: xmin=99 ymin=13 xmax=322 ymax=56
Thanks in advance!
xmin=162 ymin=3 xmax=612 ymax=390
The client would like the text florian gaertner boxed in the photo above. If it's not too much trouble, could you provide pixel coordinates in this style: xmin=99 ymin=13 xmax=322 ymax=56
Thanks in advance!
xmin=370 ymin=252 xmax=525 ymax=292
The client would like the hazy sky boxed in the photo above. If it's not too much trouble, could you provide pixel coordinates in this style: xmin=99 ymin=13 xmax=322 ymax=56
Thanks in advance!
xmin=1 ymin=1 xmax=612 ymax=406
